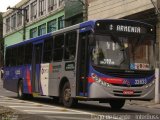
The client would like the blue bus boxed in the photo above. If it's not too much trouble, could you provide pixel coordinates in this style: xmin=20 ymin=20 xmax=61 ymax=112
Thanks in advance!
xmin=4 ymin=19 xmax=155 ymax=109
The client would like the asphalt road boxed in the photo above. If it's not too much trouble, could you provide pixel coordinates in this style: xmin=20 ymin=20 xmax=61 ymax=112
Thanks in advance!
xmin=0 ymin=79 xmax=160 ymax=120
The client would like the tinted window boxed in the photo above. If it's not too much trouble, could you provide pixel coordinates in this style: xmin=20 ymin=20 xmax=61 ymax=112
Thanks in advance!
xmin=24 ymin=43 xmax=33 ymax=64
xmin=43 ymin=38 xmax=53 ymax=63
xmin=11 ymin=47 xmax=18 ymax=66
xmin=53 ymin=34 xmax=64 ymax=61
xmin=5 ymin=48 xmax=11 ymax=66
xmin=17 ymin=46 xmax=25 ymax=65
xmin=64 ymin=31 xmax=77 ymax=60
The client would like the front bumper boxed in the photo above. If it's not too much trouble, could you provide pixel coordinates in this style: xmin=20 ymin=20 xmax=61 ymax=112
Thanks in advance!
xmin=88 ymin=80 xmax=155 ymax=100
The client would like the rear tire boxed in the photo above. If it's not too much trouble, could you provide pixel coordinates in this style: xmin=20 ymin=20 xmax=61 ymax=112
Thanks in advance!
xmin=109 ymin=99 xmax=125 ymax=110
xmin=17 ymin=80 xmax=29 ymax=99
xmin=62 ymin=82 xmax=77 ymax=107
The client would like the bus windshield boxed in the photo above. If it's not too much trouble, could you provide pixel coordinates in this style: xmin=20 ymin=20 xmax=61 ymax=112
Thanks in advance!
xmin=91 ymin=34 xmax=154 ymax=71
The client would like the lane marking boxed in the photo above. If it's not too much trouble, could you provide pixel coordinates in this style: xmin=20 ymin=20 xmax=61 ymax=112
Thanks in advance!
xmin=0 ymin=102 xmax=39 ymax=105
xmin=9 ymin=106 xmax=63 ymax=110
xmin=23 ymin=110 xmax=90 ymax=114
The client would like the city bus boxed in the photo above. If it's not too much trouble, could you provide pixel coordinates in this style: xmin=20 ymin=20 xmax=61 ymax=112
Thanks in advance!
xmin=4 ymin=19 xmax=155 ymax=109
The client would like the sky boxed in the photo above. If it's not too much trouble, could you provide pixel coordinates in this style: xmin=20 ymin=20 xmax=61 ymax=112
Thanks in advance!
xmin=0 ymin=0 xmax=21 ymax=12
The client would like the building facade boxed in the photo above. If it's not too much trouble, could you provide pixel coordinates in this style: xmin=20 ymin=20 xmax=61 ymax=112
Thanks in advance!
xmin=3 ymin=0 xmax=65 ymax=47
xmin=88 ymin=0 xmax=156 ymax=20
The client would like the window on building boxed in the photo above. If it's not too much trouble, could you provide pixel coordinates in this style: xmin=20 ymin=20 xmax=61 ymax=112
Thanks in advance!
xmin=43 ymin=38 xmax=53 ymax=63
xmin=17 ymin=11 xmax=22 ymax=27
xmin=47 ymin=19 xmax=57 ymax=33
xmin=11 ymin=14 xmax=16 ymax=30
xmin=31 ymin=1 xmax=37 ymax=21
xmin=48 ymin=0 xmax=57 ymax=12
xmin=24 ymin=6 xmax=29 ymax=22
xmin=53 ymin=34 xmax=64 ymax=61
xmin=58 ymin=16 xmax=64 ymax=29
xmin=59 ymin=0 xmax=64 ymax=7
xmin=6 ymin=17 xmax=10 ymax=32
xmin=38 ymin=24 xmax=46 ymax=36
xmin=30 ymin=28 xmax=37 ymax=38
xmin=64 ymin=31 xmax=77 ymax=60
xmin=39 ymin=0 xmax=46 ymax=16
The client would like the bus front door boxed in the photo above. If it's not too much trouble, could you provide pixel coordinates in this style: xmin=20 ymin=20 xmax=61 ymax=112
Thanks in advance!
xmin=77 ymin=32 xmax=89 ymax=97
xmin=32 ymin=43 xmax=43 ymax=93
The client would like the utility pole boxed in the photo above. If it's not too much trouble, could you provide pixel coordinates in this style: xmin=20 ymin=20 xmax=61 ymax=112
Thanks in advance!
xmin=151 ymin=0 xmax=160 ymax=104
xmin=7 ymin=6 xmax=26 ymax=41
xmin=78 ymin=0 xmax=88 ymax=21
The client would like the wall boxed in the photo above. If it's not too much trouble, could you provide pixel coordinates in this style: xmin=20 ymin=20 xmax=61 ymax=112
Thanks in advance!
xmin=88 ymin=0 xmax=155 ymax=20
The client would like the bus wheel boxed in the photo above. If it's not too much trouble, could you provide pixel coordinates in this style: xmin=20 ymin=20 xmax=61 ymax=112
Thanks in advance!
xmin=62 ymin=82 xmax=77 ymax=107
xmin=109 ymin=99 xmax=125 ymax=110
xmin=17 ymin=80 xmax=27 ymax=99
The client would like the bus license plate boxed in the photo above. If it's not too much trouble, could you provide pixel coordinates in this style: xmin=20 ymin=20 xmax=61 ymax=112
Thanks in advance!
xmin=123 ymin=90 xmax=134 ymax=95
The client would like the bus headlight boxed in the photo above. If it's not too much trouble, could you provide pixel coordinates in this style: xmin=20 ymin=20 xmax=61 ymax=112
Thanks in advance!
xmin=145 ymin=80 xmax=155 ymax=88
xmin=91 ymin=73 xmax=111 ymax=87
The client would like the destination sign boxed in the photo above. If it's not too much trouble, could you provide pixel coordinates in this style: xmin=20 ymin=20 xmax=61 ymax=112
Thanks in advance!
xmin=94 ymin=20 xmax=154 ymax=34
xmin=114 ymin=25 xmax=141 ymax=33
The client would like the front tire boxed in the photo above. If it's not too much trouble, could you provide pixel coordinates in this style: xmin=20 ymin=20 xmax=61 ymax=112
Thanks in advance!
xmin=62 ymin=82 xmax=77 ymax=107
xmin=109 ymin=99 xmax=125 ymax=110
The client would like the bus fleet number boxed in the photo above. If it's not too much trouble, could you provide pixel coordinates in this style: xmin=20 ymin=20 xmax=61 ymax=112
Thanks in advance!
xmin=135 ymin=79 xmax=147 ymax=85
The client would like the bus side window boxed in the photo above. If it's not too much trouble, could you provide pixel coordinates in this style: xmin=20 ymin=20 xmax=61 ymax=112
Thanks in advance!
xmin=24 ymin=43 xmax=33 ymax=64
xmin=5 ymin=48 xmax=10 ymax=67
xmin=12 ymin=47 xmax=18 ymax=66
xmin=43 ymin=37 xmax=53 ymax=63
xmin=64 ymin=31 xmax=77 ymax=61
xmin=53 ymin=34 xmax=64 ymax=61
xmin=17 ymin=46 xmax=24 ymax=65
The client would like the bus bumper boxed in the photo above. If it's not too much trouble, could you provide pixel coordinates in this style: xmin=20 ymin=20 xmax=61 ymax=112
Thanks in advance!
xmin=88 ymin=80 xmax=155 ymax=100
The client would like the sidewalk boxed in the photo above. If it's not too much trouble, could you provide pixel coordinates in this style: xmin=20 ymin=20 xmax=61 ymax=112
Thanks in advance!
xmin=126 ymin=100 xmax=160 ymax=109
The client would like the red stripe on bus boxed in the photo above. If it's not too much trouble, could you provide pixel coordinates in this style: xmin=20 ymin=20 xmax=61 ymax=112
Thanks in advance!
xmin=101 ymin=78 xmax=123 ymax=84
xmin=26 ymin=68 xmax=32 ymax=93
xmin=88 ymin=77 xmax=95 ymax=83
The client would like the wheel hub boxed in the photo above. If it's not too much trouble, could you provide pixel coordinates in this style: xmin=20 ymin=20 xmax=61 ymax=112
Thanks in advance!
xmin=64 ymin=88 xmax=71 ymax=102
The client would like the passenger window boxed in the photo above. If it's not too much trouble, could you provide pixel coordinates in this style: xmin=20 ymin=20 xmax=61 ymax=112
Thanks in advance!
xmin=64 ymin=31 xmax=77 ymax=60
xmin=17 ymin=46 xmax=24 ymax=65
xmin=5 ymin=48 xmax=11 ymax=66
xmin=53 ymin=34 xmax=64 ymax=61
xmin=24 ymin=43 xmax=33 ymax=64
xmin=12 ymin=47 xmax=18 ymax=66
xmin=43 ymin=37 xmax=53 ymax=63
